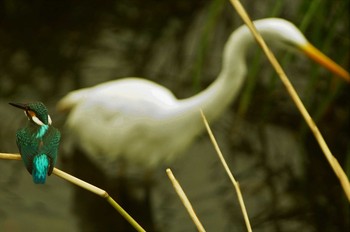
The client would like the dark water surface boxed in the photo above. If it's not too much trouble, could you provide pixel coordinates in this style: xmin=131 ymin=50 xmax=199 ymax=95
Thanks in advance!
xmin=0 ymin=1 xmax=349 ymax=231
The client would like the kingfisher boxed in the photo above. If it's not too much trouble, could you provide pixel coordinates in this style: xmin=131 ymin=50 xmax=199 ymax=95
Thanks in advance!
xmin=9 ymin=102 xmax=61 ymax=184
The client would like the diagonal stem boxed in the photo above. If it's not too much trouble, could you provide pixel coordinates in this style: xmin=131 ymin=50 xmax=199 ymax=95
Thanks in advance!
xmin=200 ymin=111 xmax=252 ymax=232
xmin=229 ymin=0 xmax=350 ymax=202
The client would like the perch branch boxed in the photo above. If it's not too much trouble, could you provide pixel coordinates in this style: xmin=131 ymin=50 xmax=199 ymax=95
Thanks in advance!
xmin=0 ymin=152 xmax=146 ymax=232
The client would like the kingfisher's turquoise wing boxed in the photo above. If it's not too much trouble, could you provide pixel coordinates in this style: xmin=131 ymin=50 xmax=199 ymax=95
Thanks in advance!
xmin=16 ymin=128 xmax=38 ymax=174
xmin=41 ymin=126 xmax=61 ymax=175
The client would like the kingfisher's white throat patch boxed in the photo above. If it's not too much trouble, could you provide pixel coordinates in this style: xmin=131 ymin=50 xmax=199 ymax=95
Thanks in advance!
xmin=32 ymin=115 xmax=44 ymax=126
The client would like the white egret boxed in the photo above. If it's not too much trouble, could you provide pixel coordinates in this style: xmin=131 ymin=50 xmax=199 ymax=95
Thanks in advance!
xmin=57 ymin=18 xmax=349 ymax=170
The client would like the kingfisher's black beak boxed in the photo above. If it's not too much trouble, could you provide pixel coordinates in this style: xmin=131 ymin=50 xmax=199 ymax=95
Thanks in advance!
xmin=9 ymin=102 xmax=28 ymax=110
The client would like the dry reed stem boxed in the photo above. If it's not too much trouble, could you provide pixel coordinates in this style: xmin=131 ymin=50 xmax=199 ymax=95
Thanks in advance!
xmin=200 ymin=111 xmax=252 ymax=232
xmin=166 ymin=168 xmax=206 ymax=232
xmin=0 ymin=152 xmax=146 ymax=232
xmin=0 ymin=153 xmax=21 ymax=160
xmin=229 ymin=0 xmax=350 ymax=202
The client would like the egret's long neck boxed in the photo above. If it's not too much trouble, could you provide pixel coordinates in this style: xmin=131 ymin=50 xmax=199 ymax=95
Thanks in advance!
xmin=177 ymin=25 xmax=254 ymax=123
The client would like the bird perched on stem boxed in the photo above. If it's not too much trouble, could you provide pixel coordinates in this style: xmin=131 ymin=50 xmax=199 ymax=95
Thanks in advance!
xmin=57 ymin=18 xmax=349 ymax=171
xmin=10 ymin=102 xmax=61 ymax=184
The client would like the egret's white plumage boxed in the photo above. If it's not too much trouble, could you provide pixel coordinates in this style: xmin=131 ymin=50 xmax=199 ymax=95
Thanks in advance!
xmin=58 ymin=18 xmax=349 ymax=169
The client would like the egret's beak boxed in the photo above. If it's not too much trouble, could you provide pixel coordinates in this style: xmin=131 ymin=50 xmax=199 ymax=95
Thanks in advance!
xmin=300 ymin=43 xmax=350 ymax=83
xmin=9 ymin=102 xmax=28 ymax=110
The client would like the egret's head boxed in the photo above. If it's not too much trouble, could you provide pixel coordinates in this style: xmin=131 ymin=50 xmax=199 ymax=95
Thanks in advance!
xmin=9 ymin=102 xmax=52 ymax=126
xmin=254 ymin=18 xmax=308 ymax=48
xmin=254 ymin=18 xmax=350 ymax=82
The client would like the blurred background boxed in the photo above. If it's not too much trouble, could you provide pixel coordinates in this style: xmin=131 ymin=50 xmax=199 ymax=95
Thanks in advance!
xmin=0 ymin=0 xmax=349 ymax=231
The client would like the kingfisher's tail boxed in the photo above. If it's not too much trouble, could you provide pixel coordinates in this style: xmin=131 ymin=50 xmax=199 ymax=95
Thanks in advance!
xmin=32 ymin=154 xmax=49 ymax=184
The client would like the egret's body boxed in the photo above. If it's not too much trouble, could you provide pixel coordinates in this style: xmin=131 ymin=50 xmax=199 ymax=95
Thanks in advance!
xmin=60 ymin=78 xmax=211 ymax=167
xmin=58 ymin=18 xmax=349 ymax=169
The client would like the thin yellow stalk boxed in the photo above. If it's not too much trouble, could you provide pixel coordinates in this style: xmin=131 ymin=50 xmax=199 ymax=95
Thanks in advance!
xmin=166 ymin=168 xmax=206 ymax=232
xmin=0 ymin=153 xmax=21 ymax=160
xmin=0 ymin=152 xmax=146 ymax=232
xmin=229 ymin=0 xmax=350 ymax=202
xmin=200 ymin=111 xmax=252 ymax=232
